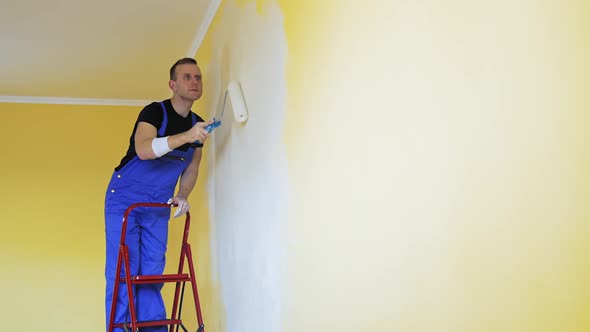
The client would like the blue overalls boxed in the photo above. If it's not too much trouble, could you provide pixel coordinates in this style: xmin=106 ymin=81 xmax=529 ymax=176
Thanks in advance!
xmin=104 ymin=102 xmax=198 ymax=332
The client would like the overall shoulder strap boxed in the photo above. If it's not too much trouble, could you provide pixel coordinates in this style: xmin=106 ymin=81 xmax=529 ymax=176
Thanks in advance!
xmin=158 ymin=101 xmax=168 ymax=137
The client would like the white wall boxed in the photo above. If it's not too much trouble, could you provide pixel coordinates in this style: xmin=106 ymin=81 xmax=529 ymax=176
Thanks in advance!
xmin=202 ymin=2 xmax=288 ymax=332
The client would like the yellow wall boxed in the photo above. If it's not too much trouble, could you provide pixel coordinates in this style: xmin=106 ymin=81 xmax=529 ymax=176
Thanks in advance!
xmin=0 ymin=103 xmax=139 ymax=330
xmin=0 ymin=101 xmax=216 ymax=331
xmin=278 ymin=0 xmax=590 ymax=331
xmin=185 ymin=0 xmax=590 ymax=330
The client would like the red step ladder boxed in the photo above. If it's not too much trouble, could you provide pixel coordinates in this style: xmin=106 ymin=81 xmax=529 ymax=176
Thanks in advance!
xmin=108 ymin=203 xmax=205 ymax=332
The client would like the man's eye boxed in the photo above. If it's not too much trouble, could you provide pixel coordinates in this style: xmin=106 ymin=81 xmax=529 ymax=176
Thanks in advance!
xmin=184 ymin=74 xmax=191 ymax=79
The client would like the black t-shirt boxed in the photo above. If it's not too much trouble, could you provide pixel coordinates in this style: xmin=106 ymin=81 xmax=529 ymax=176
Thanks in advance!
xmin=114 ymin=99 xmax=204 ymax=171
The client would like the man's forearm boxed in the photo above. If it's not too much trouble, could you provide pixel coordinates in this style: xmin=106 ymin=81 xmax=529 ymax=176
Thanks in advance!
xmin=176 ymin=148 xmax=203 ymax=199
xmin=177 ymin=170 xmax=198 ymax=199
xmin=166 ymin=132 xmax=192 ymax=151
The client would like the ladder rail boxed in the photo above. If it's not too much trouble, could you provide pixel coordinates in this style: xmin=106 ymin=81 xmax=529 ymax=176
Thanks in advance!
xmin=170 ymin=210 xmax=191 ymax=331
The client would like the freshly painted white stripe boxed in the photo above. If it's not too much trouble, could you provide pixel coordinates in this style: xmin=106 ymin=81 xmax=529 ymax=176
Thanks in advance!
xmin=186 ymin=0 xmax=222 ymax=58
xmin=0 ymin=96 xmax=151 ymax=106
xmin=206 ymin=3 xmax=288 ymax=332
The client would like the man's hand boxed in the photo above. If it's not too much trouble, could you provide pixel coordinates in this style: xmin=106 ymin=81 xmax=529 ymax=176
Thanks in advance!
xmin=185 ymin=120 xmax=214 ymax=144
xmin=168 ymin=195 xmax=190 ymax=218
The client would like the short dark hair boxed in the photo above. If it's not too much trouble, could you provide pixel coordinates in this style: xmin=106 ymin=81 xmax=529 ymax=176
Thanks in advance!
xmin=170 ymin=58 xmax=198 ymax=80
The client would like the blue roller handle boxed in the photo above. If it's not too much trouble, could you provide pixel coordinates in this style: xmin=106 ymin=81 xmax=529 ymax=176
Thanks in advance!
xmin=205 ymin=119 xmax=222 ymax=133
xmin=192 ymin=119 xmax=221 ymax=146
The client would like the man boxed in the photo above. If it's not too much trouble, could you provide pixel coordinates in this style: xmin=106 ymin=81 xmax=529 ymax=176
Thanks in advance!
xmin=104 ymin=57 xmax=211 ymax=332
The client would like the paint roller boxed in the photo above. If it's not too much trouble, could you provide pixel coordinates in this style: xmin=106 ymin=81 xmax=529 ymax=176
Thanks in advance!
xmin=192 ymin=80 xmax=248 ymax=145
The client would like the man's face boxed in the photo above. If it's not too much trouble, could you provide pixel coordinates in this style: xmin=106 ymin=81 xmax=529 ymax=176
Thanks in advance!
xmin=170 ymin=63 xmax=203 ymax=101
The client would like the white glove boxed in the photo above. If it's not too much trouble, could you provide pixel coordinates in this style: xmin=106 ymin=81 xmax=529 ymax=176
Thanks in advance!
xmin=167 ymin=196 xmax=190 ymax=218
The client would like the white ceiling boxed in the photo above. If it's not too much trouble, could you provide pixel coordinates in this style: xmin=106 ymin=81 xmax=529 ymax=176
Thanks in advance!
xmin=0 ymin=0 xmax=219 ymax=104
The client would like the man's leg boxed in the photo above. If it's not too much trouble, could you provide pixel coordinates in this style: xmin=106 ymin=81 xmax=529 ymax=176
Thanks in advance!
xmin=105 ymin=211 xmax=141 ymax=332
xmin=136 ymin=207 xmax=170 ymax=332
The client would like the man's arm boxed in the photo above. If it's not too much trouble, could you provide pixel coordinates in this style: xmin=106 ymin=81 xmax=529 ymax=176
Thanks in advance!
xmin=135 ymin=121 xmax=211 ymax=160
xmin=171 ymin=148 xmax=203 ymax=217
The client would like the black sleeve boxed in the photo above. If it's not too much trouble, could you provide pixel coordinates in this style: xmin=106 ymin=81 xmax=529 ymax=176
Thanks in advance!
xmin=137 ymin=102 xmax=163 ymax=131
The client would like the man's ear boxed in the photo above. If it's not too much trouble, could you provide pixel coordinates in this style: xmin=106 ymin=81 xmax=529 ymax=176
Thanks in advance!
xmin=168 ymin=80 xmax=176 ymax=91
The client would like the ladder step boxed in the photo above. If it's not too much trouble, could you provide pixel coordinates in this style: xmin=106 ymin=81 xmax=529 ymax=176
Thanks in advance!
xmin=113 ymin=319 xmax=182 ymax=328
xmin=119 ymin=273 xmax=190 ymax=284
